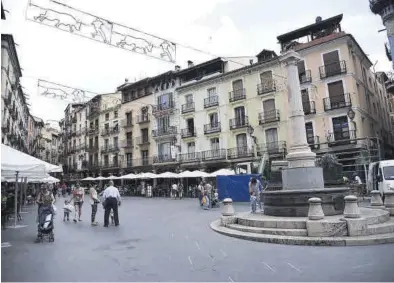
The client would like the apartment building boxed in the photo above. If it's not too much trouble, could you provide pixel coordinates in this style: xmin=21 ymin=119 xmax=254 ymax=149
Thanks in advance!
xmin=276 ymin=14 xmax=394 ymax=177
xmin=39 ymin=123 xmax=60 ymax=164
xmin=28 ymin=115 xmax=44 ymax=158
xmin=1 ymin=34 xmax=30 ymax=154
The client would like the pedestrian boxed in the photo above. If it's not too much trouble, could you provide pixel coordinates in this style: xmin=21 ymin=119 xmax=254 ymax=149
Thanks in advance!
xmin=250 ymin=191 xmax=257 ymax=213
xmin=69 ymin=183 xmax=84 ymax=223
xmin=63 ymin=200 xmax=72 ymax=221
xmin=102 ymin=181 xmax=121 ymax=227
xmin=248 ymin=178 xmax=262 ymax=211
xmin=198 ymin=181 xmax=204 ymax=206
xmin=90 ymin=184 xmax=100 ymax=226
xmin=172 ymin=182 xmax=178 ymax=199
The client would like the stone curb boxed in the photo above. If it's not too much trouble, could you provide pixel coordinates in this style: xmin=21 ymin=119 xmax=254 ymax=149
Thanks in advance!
xmin=210 ymin=220 xmax=394 ymax=246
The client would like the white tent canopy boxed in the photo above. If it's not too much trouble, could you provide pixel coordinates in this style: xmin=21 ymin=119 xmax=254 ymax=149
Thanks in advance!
xmin=156 ymin=172 xmax=179 ymax=178
xmin=106 ymin=175 xmax=121 ymax=180
xmin=41 ymin=176 xmax=60 ymax=183
xmin=120 ymin=173 xmax=137 ymax=179
xmin=137 ymin=172 xmax=157 ymax=179
xmin=178 ymin=170 xmax=210 ymax=178
xmin=1 ymin=144 xmax=62 ymax=177
xmin=94 ymin=176 xmax=106 ymax=180
xmin=209 ymin=168 xmax=236 ymax=177
xmin=82 ymin=177 xmax=95 ymax=181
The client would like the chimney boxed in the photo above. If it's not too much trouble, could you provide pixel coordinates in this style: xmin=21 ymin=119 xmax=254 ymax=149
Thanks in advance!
xmin=175 ymin=65 xmax=181 ymax=71
xmin=249 ymin=59 xmax=253 ymax=65
xmin=187 ymin=60 xmax=194 ymax=68
xmin=125 ymin=78 xmax=129 ymax=83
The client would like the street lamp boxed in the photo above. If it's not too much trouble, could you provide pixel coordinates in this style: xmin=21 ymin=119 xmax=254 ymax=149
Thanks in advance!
xmin=247 ymin=126 xmax=257 ymax=145
xmin=347 ymin=108 xmax=355 ymax=121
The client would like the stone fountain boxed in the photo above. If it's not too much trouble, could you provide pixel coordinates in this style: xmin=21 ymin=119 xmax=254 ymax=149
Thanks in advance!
xmin=261 ymin=50 xmax=349 ymax=217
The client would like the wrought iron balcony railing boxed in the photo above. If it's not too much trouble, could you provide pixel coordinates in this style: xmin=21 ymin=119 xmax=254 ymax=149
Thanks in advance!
xmin=121 ymin=119 xmax=133 ymax=128
xmin=86 ymin=145 xmax=99 ymax=152
xmin=204 ymin=122 xmax=221 ymax=134
xmin=179 ymin=152 xmax=201 ymax=162
xmin=227 ymin=146 xmax=254 ymax=159
xmin=303 ymin=101 xmax=316 ymax=115
xmin=152 ymin=126 xmax=177 ymax=137
xmin=87 ymin=127 xmax=99 ymax=135
xmin=319 ymin=60 xmax=347 ymax=79
xmin=327 ymin=129 xmax=357 ymax=147
xmin=307 ymin=135 xmax=320 ymax=150
xmin=121 ymin=139 xmax=133 ymax=148
xmin=201 ymin=149 xmax=227 ymax=161
xmin=136 ymin=114 xmax=150 ymax=124
xmin=258 ymin=110 xmax=280 ymax=124
xmin=257 ymin=141 xmax=287 ymax=156
xmin=101 ymin=144 xmax=120 ymax=153
xmin=257 ymin=82 xmax=276 ymax=95
xmin=133 ymin=157 xmax=153 ymax=167
xmin=181 ymin=128 xmax=196 ymax=138
xmin=323 ymin=93 xmax=351 ymax=111
xmin=153 ymin=155 xmax=177 ymax=164
xmin=299 ymin=70 xmax=312 ymax=84
xmin=101 ymin=160 xmax=120 ymax=169
xmin=152 ymin=101 xmax=175 ymax=114
xmin=136 ymin=136 xmax=150 ymax=145
xmin=229 ymin=116 xmax=249 ymax=130
xmin=204 ymin=95 xmax=219 ymax=108
xmin=181 ymin=102 xmax=195 ymax=114
xmin=229 ymin=88 xmax=246 ymax=102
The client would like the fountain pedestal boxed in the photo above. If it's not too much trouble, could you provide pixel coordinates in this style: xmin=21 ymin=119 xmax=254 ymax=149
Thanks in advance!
xmin=262 ymin=50 xmax=348 ymax=217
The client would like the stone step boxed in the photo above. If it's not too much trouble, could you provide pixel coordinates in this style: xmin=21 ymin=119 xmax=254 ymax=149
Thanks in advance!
xmin=228 ymin=224 xmax=307 ymax=236
xmin=365 ymin=209 xmax=390 ymax=225
xmin=367 ymin=218 xmax=394 ymax=235
xmin=211 ymin=220 xmax=394 ymax=246
xmin=237 ymin=217 xmax=306 ymax=229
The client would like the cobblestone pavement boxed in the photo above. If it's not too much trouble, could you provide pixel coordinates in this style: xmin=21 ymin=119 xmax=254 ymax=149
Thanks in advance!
xmin=2 ymin=197 xmax=394 ymax=282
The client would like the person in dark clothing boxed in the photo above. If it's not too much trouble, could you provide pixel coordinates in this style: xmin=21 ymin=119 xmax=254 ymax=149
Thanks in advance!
xmin=102 ymin=181 xmax=121 ymax=227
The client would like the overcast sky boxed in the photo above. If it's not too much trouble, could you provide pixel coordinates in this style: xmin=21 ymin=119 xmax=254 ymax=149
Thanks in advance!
xmin=1 ymin=0 xmax=390 ymax=123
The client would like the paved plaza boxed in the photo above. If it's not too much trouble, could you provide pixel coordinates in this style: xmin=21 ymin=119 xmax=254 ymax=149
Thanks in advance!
xmin=2 ymin=197 xmax=394 ymax=282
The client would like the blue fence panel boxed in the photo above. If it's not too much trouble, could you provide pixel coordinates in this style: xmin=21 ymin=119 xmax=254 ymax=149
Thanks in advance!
xmin=217 ymin=174 xmax=261 ymax=202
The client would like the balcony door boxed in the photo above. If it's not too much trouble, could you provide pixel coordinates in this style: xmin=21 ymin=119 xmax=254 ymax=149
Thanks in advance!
xmin=126 ymin=132 xmax=132 ymax=141
xmin=232 ymin=79 xmax=243 ymax=98
xmin=234 ymin=106 xmax=245 ymax=126
xmin=187 ymin=142 xmax=195 ymax=155
xmin=265 ymin=128 xmax=278 ymax=151
xmin=263 ymin=99 xmax=275 ymax=120
xmin=327 ymin=81 xmax=345 ymax=108
xmin=210 ymin=113 xmax=218 ymax=127
xmin=126 ymin=112 xmax=132 ymax=124
xmin=126 ymin=153 xmax=132 ymax=166
xmin=104 ymin=155 xmax=109 ymax=166
xmin=323 ymin=50 xmax=340 ymax=75
xmin=332 ymin=116 xmax=349 ymax=140
xmin=260 ymin=71 xmax=273 ymax=90
xmin=104 ymin=139 xmax=109 ymax=149
xmin=187 ymin=118 xmax=194 ymax=134
xmin=113 ymin=136 xmax=118 ymax=148
xmin=236 ymin=133 xmax=247 ymax=156
xmin=302 ymin=89 xmax=310 ymax=113
xmin=297 ymin=60 xmax=306 ymax=77
xmin=94 ymin=136 xmax=98 ymax=147
xmin=305 ymin=122 xmax=314 ymax=144
xmin=157 ymin=93 xmax=173 ymax=109
xmin=113 ymin=154 xmax=118 ymax=166
xmin=158 ymin=116 xmax=170 ymax=132
xmin=141 ymin=128 xmax=149 ymax=142
xmin=158 ymin=142 xmax=171 ymax=159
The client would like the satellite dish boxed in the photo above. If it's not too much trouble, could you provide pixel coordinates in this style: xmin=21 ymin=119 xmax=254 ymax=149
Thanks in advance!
xmin=316 ymin=16 xmax=322 ymax=23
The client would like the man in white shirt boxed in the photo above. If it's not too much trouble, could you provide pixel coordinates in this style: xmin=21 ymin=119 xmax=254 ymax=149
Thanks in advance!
xmin=102 ymin=181 xmax=121 ymax=227
xmin=172 ymin=183 xmax=178 ymax=199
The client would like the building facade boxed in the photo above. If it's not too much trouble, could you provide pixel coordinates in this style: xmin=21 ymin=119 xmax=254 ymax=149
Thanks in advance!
xmin=1 ymin=34 xmax=30 ymax=154
xmin=39 ymin=123 xmax=60 ymax=164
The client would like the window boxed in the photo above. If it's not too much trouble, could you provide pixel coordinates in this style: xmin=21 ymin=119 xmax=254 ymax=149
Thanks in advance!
xmin=186 ymin=118 xmax=194 ymax=133
xmin=113 ymin=136 xmax=118 ymax=148
xmin=207 ymin=87 xmax=216 ymax=97
xmin=105 ymin=113 xmax=109 ymax=121
xmin=260 ymin=71 xmax=274 ymax=90
xmin=126 ymin=132 xmax=132 ymax=140
xmin=126 ymin=112 xmax=132 ymax=124
xmin=332 ymin=116 xmax=349 ymax=140
xmin=158 ymin=142 xmax=171 ymax=158
xmin=157 ymin=93 xmax=173 ymax=108
xmin=210 ymin=137 xmax=220 ymax=150
xmin=104 ymin=123 xmax=109 ymax=130
xmin=297 ymin=60 xmax=306 ymax=76
xmin=89 ymin=138 xmax=93 ymax=148
xmin=126 ymin=153 xmax=132 ymax=166
xmin=104 ymin=155 xmax=109 ymax=165
xmin=323 ymin=50 xmax=340 ymax=68
xmin=301 ymin=89 xmax=311 ymax=113
xmin=210 ymin=113 xmax=218 ymax=126
xmin=234 ymin=106 xmax=245 ymax=124
xmin=263 ymin=99 xmax=275 ymax=117
xmin=141 ymin=150 xmax=149 ymax=160
xmin=305 ymin=122 xmax=314 ymax=143
xmin=187 ymin=142 xmax=195 ymax=153
xmin=232 ymin=79 xmax=243 ymax=90
xmin=236 ymin=134 xmax=247 ymax=155
xmin=158 ymin=116 xmax=170 ymax=131
xmin=141 ymin=128 xmax=149 ymax=142
xmin=185 ymin=94 xmax=193 ymax=104
xmin=104 ymin=139 xmax=109 ymax=148
xmin=265 ymin=128 xmax=278 ymax=150
xmin=114 ymin=110 xmax=118 ymax=119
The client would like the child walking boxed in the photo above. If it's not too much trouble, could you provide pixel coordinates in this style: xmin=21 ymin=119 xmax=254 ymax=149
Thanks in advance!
xmin=250 ymin=191 xmax=257 ymax=213
xmin=63 ymin=200 xmax=73 ymax=221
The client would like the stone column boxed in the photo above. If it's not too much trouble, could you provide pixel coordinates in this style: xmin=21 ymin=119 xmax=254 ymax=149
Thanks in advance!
xmin=279 ymin=50 xmax=316 ymax=169
xmin=343 ymin=195 xmax=360 ymax=218
xmin=308 ymin=197 xmax=324 ymax=220
xmin=370 ymin=190 xmax=384 ymax=207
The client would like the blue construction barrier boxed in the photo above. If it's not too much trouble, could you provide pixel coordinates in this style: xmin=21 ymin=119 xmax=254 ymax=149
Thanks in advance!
xmin=216 ymin=174 xmax=261 ymax=202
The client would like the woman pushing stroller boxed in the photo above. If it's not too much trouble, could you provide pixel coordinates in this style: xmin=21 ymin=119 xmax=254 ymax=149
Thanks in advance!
xmin=35 ymin=185 xmax=56 ymax=242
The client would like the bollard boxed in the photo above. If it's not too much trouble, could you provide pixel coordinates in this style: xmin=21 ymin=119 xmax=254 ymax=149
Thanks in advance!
xmin=221 ymin=198 xmax=235 ymax=216
xmin=370 ymin=190 xmax=384 ymax=206
xmin=384 ymin=190 xmax=394 ymax=208
xmin=308 ymin=197 xmax=324 ymax=220
xmin=344 ymin=195 xmax=360 ymax=218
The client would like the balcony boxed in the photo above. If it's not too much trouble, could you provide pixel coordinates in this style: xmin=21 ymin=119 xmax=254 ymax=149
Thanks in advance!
xmin=181 ymin=102 xmax=195 ymax=114
xmin=121 ymin=139 xmax=133 ymax=148
xmin=102 ymin=160 xmax=120 ymax=169
xmin=153 ymin=155 xmax=177 ymax=164
xmin=299 ymin=70 xmax=312 ymax=84
xmin=327 ymin=130 xmax=357 ymax=147
xmin=69 ymin=146 xmax=77 ymax=153
xmin=179 ymin=152 xmax=201 ymax=163
xmin=201 ymin=149 xmax=227 ymax=161
xmin=319 ymin=60 xmax=347 ymax=79
xmin=122 ymin=159 xmax=133 ymax=168
xmin=204 ymin=122 xmax=221 ymax=135
xmin=257 ymin=141 xmax=287 ymax=156
xmin=88 ymin=162 xmax=100 ymax=170
xmin=133 ymin=158 xmax=153 ymax=167
xmin=71 ymin=129 xmax=76 ymax=137
xmin=136 ymin=136 xmax=150 ymax=146
xmin=152 ymin=101 xmax=176 ymax=116
xmin=227 ymin=146 xmax=254 ymax=159
xmin=307 ymin=135 xmax=320 ymax=150
xmin=152 ymin=126 xmax=177 ymax=138
xmin=86 ymin=145 xmax=99 ymax=153
xmin=229 ymin=116 xmax=249 ymax=130
xmin=204 ymin=95 xmax=219 ymax=108
xmin=257 ymin=82 xmax=276 ymax=95
xmin=87 ymin=107 xmax=100 ymax=119
xmin=303 ymin=101 xmax=316 ymax=115
xmin=87 ymin=127 xmax=99 ymax=136
xmin=323 ymin=93 xmax=351 ymax=111
xmin=181 ymin=128 xmax=196 ymax=138
xmin=101 ymin=127 xmax=119 ymax=136
xmin=77 ymin=143 xmax=85 ymax=151
xmin=258 ymin=110 xmax=280 ymax=125
xmin=229 ymin=88 xmax=246 ymax=102
xmin=136 ymin=114 xmax=150 ymax=124
xmin=71 ymin=116 xmax=77 ymax=123
xmin=101 ymin=144 xmax=120 ymax=153
xmin=121 ymin=119 xmax=133 ymax=128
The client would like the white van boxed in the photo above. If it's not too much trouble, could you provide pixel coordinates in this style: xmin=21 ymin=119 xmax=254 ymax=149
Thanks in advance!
xmin=367 ymin=160 xmax=394 ymax=197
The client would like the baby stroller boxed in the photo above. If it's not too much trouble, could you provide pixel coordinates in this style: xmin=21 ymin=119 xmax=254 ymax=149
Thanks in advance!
xmin=36 ymin=205 xmax=54 ymax=243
